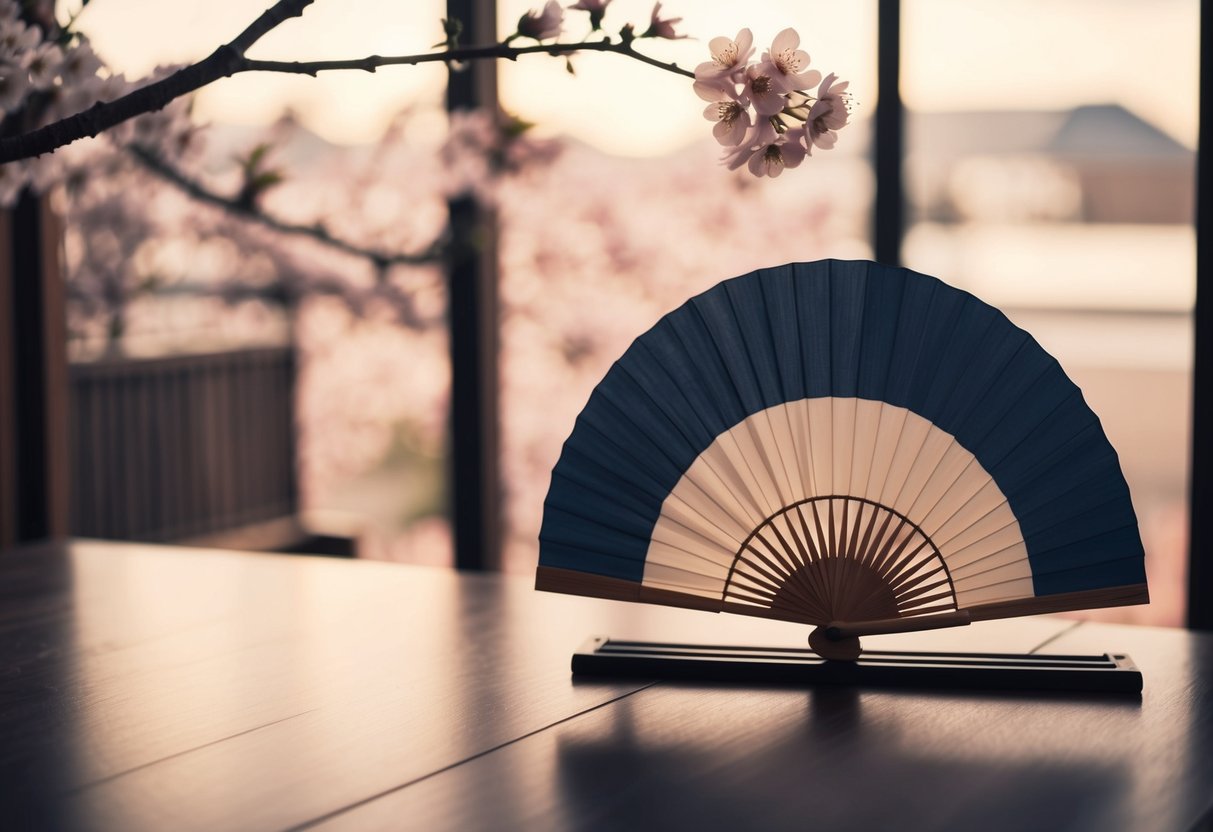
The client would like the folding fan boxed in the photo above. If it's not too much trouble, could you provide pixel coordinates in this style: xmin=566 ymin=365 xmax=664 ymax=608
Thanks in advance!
xmin=536 ymin=260 xmax=1148 ymax=657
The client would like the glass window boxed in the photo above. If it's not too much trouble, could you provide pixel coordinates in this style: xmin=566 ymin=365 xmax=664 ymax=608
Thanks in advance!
xmin=903 ymin=0 xmax=1199 ymax=625
xmin=494 ymin=0 xmax=878 ymax=571
xmin=66 ymin=0 xmax=454 ymax=565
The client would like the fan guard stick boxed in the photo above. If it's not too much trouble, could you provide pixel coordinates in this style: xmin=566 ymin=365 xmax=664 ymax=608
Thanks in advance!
xmin=808 ymin=610 xmax=970 ymax=660
xmin=824 ymin=609 xmax=972 ymax=640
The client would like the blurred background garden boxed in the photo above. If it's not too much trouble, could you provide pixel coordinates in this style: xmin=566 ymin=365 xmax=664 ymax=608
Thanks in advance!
xmin=35 ymin=0 xmax=1198 ymax=624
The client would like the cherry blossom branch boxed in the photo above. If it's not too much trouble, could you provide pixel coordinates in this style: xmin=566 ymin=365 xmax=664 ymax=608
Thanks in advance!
xmin=242 ymin=38 xmax=694 ymax=80
xmin=0 ymin=0 xmax=316 ymax=163
xmin=227 ymin=0 xmax=315 ymax=54
xmin=0 ymin=3 xmax=691 ymax=164
xmin=127 ymin=144 xmax=446 ymax=269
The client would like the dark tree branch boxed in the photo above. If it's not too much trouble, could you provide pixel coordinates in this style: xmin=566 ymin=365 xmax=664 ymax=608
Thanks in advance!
xmin=228 ymin=0 xmax=315 ymax=54
xmin=127 ymin=144 xmax=446 ymax=268
xmin=0 ymin=25 xmax=693 ymax=163
xmin=1 ymin=49 xmax=241 ymax=162
xmin=154 ymin=273 xmax=440 ymax=331
xmin=243 ymin=39 xmax=696 ymax=78
xmin=1 ymin=0 xmax=318 ymax=163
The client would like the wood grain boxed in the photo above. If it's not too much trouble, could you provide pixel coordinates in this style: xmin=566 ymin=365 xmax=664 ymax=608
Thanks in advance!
xmin=0 ymin=541 xmax=649 ymax=830
xmin=3 ymin=540 xmax=1054 ymax=831
xmin=1029 ymin=621 xmax=1213 ymax=832
xmin=3 ymin=540 xmax=1201 ymax=832
xmin=313 ymin=621 xmax=1213 ymax=832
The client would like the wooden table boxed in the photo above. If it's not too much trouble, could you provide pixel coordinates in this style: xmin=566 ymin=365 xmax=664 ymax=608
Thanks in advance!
xmin=2 ymin=540 xmax=1211 ymax=831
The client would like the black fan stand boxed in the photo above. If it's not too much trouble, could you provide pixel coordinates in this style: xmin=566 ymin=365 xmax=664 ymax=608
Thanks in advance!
xmin=571 ymin=636 xmax=1143 ymax=694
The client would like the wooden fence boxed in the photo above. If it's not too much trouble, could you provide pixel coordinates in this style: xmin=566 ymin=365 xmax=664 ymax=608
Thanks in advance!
xmin=69 ymin=347 xmax=297 ymax=542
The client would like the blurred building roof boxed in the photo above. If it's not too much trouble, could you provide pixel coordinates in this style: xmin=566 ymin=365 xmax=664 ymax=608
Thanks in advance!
xmin=906 ymin=104 xmax=1192 ymax=160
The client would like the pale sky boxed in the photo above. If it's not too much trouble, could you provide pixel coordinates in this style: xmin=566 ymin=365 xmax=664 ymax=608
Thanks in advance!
xmin=69 ymin=0 xmax=1199 ymax=155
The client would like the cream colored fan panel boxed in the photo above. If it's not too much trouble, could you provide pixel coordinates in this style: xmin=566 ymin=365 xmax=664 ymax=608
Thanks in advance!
xmin=642 ymin=398 xmax=1035 ymax=609
xmin=714 ymin=423 xmax=783 ymax=523
xmin=643 ymin=561 xmax=729 ymax=598
xmin=955 ymin=560 xmax=1033 ymax=606
xmin=848 ymin=398 xmax=884 ymax=497
xmin=655 ymin=484 xmax=751 ymax=552
xmin=948 ymin=524 xmax=1030 ymax=575
xmin=802 ymin=397 xmax=831 ymax=500
xmin=905 ymin=441 xmax=978 ymax=522
xmin=877 ymin=412 xmax=932 ymax=509
xmin=648 ymin=517 xmax=735 ymax=567
xmin=868 ymin=404 xmax=909 ymax=504
xmin=921 ymin=476 xmax=1009 ymax=546
xmin=830 ymin=397 xmax=858 ymax=495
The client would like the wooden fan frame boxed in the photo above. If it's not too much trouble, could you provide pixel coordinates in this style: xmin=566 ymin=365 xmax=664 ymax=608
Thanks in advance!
xmin=536 ymin=514 xmax=1149 ymax=654
xmin=537 ymin=478 xmax=1149 ymax=657
xmin=535 ymin=262 xmax=1153 ymax=664
xmin=722 ymin=495 xmax=959 ymax=627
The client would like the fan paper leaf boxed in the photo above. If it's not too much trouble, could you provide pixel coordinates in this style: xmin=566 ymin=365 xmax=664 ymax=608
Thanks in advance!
xmin=537 ymin=260 xmax=1148 ymax=627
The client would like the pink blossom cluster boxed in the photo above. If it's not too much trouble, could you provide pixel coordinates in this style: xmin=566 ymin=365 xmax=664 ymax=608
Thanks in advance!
xmin=694 ymin=28 xmax=850 ymax=178
xmin=0 ymin=0 xmax=198 ymax=206
xmin=441 ymin=110 xmax=561 ymax=203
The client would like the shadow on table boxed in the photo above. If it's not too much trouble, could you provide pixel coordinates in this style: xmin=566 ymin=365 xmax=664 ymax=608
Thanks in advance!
xmin=553 ymin=686 xmax=1130 ymax=830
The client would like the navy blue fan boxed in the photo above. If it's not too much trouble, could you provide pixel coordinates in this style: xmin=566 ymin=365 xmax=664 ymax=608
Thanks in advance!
xmin=536 ymin=260 xmax=1148 ymax=642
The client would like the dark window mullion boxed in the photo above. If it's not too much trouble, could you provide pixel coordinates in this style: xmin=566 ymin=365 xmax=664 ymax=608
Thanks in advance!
xmin=445 ymin=0 xmax=501 ymax=571
xmin=1187 ymin=0 xmax=1210 ymax=630
xmin=873 ymin=0 xmax=904 ymax=267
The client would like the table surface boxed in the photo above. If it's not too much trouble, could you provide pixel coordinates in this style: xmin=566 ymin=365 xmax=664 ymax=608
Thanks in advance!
xmin=1 ymin=540 xmax=1211 ymax=832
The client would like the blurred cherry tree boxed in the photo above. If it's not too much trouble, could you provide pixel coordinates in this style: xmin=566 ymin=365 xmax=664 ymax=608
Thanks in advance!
xmin=1 ymin=0 xmax=859 ymax=567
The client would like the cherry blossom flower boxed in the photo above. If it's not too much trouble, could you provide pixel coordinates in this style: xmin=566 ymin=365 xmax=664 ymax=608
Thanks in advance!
xmin=568 ymin=0 xmax=611 ymax=31
xmin=759 ymin=28 xmax=821 ymax=93
xmin=694 ymin=28 xmax=754 ymax=84
xmin=0 ymin=18 xmax=38 ymax=59
xmin=747 ymin=131 xmax=805 ymax=178
xmin=53 ymin=75 xmax=103 ymax=119
xmin=23 ymin=42 xmax=62 ymax=90
xmin=692 ymin=77 xmax=730 ymax=103
xmin=58 ymin=39 xmax=103 ymax=85
xmin=720 ymin=120 xmax=772 ymax=171
xmin=97 ymin=71 xmax=131 ymax=103
xmin=692 ymin=25 xmax=851 ymax=176
xmin=720 ymin=121 xmax=805 ymax=177
xmin=742 ymin=63 xmax=786 ymax=117
xmin=515 ymin=1 xmax=563 ymax=42
xmin=642 ymin=2 xmax=685 ymax=40
xmin=0 ymin=60 xmax=30 ymax=113
xmin=804 ymin=73 xmax=850 ymax=153
xmin=814 ymin=73 xmax=850 ymax=129
xmin=441 ymin=109 xmax=497 ymax=199
xmin=701 ymin=94 xmax=751 ymax=146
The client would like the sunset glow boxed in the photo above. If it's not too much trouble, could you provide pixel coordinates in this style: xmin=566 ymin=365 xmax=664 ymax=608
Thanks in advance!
xmin=69 ymin=0 xmax=1197 ymax=153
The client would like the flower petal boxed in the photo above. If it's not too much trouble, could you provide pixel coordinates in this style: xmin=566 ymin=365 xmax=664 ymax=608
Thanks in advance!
xmin=693 ymin=78 xmax=730 ymax=102
xmin=771 ymin=27 xmax=799 ymax=54
xmin=734 ymin=28 xmax=753 ymax=55
xmin=791 ymin=68 xmax=822 ymax=92
xmin=752 ymin=88 xmax=787 ymax=116
xmin=723 ymin=143 xmax=753 ymax=170
xmin=782 ymin=138 xmax=806 ymax=168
